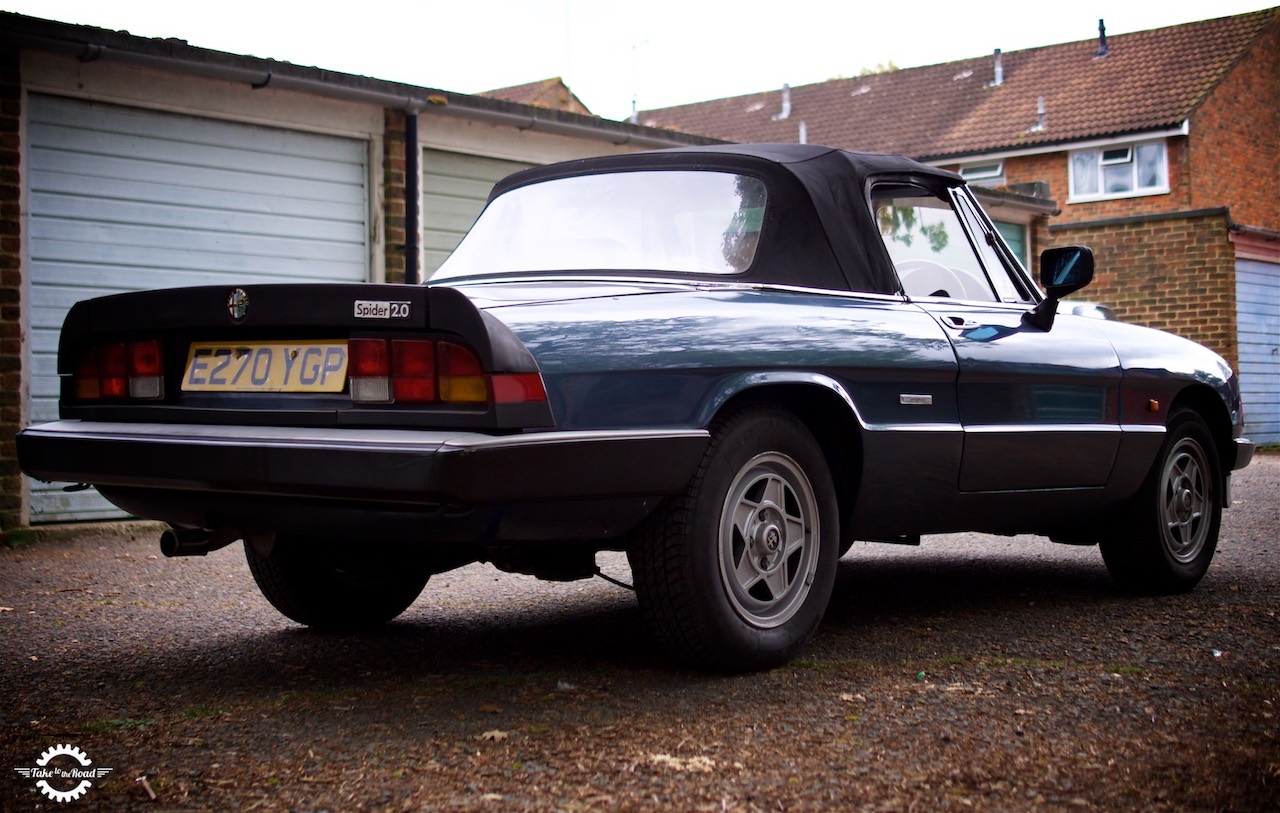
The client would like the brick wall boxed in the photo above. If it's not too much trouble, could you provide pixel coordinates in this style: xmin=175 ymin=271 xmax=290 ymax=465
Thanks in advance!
xmin=1003 ymin=137 xmax=1198 ymax=224
xmin=994 ymin=18 xmax=1279 ymax=379
xmin=1000 ymin=12 xmax=1277 ymax=232
xmin=1188 ymin=15 xmax=1280 ymax=232
xmin=383 ymin=109 xmax=407 ymax=285
xmin=1048 ymin=210 xmax=1238 ymax=370
xmin=0 ymin=50 xmax=22 ymax=532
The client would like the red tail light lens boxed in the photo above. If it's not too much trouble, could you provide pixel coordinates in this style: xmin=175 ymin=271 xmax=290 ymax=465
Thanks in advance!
xmin=349 ymin=338 xmax=390 ymax=377
xmin=391 ymin=340 xmax=436 ymax=403
xmin=98 ymin=343 xmax=128 ymax=399
xmin=127 ymin=339 xmax=164 ymax=398
xmin=128 ymin=339 xmax=163 ymax=376
xmin=73 ymin=339 xmax=165 ymax=400
xmin=491 ymin=373 xmax=548 ymax=404
xmin=348 ymin=338 xmax=392 ymax=402
xmin=347 ymin=337 xmax=547 ymax=408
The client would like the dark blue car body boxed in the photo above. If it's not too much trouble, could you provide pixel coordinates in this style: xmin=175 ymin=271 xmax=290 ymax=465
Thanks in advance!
xmin=18 ymin=144 xmax=1254 ymax=670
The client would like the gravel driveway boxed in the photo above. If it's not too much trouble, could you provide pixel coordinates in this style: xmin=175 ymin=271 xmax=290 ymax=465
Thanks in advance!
xmin=2 ymin=455 xmax=1277 ymax=812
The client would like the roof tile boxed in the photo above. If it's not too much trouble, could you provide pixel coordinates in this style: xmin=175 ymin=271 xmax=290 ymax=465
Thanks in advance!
xmin=639 ymin=10 xmax=1278 ymax=158
xmin=481 ymin=77 xmax=594 ymax=116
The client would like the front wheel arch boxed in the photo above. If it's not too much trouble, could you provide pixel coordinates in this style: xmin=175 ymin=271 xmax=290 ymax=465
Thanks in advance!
xmin=1100 ymin=407 xmax=1223 ymax=594
xmin=1167 ymin=385 xmax=1239 ymax=491
xmin=245 ymin=537 xmax=432 ymax=630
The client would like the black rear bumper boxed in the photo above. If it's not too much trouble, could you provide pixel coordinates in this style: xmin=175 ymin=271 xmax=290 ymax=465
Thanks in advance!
xmin=18 ymin=421 xmax=708 ymax=542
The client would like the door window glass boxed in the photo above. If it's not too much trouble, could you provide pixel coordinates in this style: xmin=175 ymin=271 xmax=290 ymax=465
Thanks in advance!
xmin=954 ymin=192 xmax=1032 ymax=303
xmin=875 ymin=189 xmax=997 ymax=302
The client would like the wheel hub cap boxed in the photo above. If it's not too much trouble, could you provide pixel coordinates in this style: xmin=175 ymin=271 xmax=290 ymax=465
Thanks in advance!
xmin=1159 ymin=439 xmax=1213 ymax=563
xmin=1176 ymin=485 xmax=1194 ymax=520
xmin=749 ymin=507 xmax=785 ymax=572
xmin=718 ymin=452 xmax=822 ymax=629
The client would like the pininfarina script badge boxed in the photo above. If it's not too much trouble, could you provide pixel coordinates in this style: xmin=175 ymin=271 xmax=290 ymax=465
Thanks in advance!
xmin=227 ymin=288 xmax=249 ymax=320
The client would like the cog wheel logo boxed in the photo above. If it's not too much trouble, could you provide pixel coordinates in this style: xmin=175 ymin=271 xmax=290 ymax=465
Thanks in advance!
xmin=13 ymin=743 xmax=113 ymax=803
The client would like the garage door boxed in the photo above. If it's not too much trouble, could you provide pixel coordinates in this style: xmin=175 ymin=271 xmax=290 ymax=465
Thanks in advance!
xmin=27 ymin=94 xmax=370 ymax=522
xmin=422 ymin=149 xmax=534 ymax=276
xmin=1236 ymin=258 xmax=1279 ymax=445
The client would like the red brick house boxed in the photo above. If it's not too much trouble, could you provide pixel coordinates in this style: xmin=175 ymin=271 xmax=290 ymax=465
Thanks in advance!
xmin=640 ymin=9 xmax=1280 ymax=445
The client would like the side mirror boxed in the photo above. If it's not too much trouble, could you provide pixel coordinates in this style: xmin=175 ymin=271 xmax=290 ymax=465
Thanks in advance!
xmin=1023 ymin=245 xmax=1096 ymax=331
xmin=1040 ymin=245 xmax=1095 ymax=298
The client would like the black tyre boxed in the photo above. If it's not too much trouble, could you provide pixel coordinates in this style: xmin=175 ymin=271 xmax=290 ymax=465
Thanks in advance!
xmin=245 ymin=537 xmax=431 ymax=630
xmin=630 ymin=407 xmax=840 ymax=672
xmin=1100 ymin=408 xmax=1222 ymax=594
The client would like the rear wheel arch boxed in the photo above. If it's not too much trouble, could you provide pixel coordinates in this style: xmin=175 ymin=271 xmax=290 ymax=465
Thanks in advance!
xmin=630 ymin=403 xmax=842 ymax=670
xmin=711 ymin=382 xmax=864 ymax=539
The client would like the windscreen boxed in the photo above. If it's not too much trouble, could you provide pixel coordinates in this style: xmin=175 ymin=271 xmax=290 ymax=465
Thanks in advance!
xmin=432 ymin=170 xmax=767 ymax=280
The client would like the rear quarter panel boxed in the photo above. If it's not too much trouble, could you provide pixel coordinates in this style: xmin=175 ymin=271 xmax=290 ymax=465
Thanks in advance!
xmin=479 ymin=286 xmax=958 ymax=430
xmin=469 ymin=284 xmax=971 ymax=536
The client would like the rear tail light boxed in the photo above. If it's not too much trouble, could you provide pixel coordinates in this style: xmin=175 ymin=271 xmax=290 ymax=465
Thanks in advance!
xmin=491 ymin=373 xmax=548 ymax=404
xmin=437 ymin=341 xmax=486 ymax=403
xmin=348 ymin=338 xmax=546 ymax=406
xmin=348 ymin=338 xmax=392 ymax=403
xmin=73 ymin=340 xmax=165 ymax=401
xmin=126 ymin=339 xmax=164 ymax=399
xmin=391 ymin=340 xmax=436 ymax=402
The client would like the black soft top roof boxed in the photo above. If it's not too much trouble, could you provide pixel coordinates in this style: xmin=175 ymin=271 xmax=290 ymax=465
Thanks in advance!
xmin=489 ymin=144 xmax=967 ymax=294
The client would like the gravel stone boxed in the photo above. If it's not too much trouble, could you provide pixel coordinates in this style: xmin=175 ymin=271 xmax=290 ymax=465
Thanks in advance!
xmin=1 ymin=455 xmax=1277 ymax=811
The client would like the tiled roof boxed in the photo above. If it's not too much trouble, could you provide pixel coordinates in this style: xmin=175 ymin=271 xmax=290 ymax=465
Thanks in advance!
xmin=481 ymin=77 xmax=594 ymax=116
xmin=639 ymin=9 xmax=1278 ymax=160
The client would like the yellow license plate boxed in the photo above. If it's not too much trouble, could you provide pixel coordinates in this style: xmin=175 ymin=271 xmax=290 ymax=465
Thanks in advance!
xmin=182 ymin=341 xmax=348 ymax=393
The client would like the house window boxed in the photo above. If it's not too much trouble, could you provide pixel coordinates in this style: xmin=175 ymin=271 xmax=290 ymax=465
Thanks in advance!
xmin=960 ymin=161 xmax=1005 ymax=186
xmin=1069 ymin=140 xmax=1168 ymax=201
xmin=994 ymin=220 xmax=1027 ymax=269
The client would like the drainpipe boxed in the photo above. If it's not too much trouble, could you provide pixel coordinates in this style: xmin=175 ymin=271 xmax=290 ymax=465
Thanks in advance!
xmin=404 ymin=109 xmax=421 ymax=285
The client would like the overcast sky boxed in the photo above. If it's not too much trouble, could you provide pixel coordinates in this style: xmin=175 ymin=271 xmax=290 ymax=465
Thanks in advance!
xmin=3 ymin=0 xmax=1276 ymax=121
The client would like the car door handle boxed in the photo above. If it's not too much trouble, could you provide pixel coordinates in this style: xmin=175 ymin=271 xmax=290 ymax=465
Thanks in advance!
xmin=942 ymin=315 xmax=980 ymax=329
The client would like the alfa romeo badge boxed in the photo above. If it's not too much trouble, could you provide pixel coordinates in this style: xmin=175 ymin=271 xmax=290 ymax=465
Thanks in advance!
xmin=227 ymin=288 xmax=249 ymax=320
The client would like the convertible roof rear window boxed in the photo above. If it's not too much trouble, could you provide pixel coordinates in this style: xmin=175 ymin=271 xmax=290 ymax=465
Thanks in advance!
xmin=433 ymin=170 xmax=768 ymax=279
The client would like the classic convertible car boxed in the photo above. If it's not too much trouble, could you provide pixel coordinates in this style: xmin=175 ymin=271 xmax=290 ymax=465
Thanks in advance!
xmin=18 ymin=144 xmax=1254 ymax=672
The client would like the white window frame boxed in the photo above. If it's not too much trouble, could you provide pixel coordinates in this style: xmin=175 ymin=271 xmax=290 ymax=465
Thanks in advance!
xmin=959 ymin=160 xmax=1005 ymax=185
xmin=1068 ymin=139 xmax=1169 ymax=203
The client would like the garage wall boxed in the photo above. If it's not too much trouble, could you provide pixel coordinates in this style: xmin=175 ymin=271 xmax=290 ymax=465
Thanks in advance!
xmin=1236 ymin=258 xmax=1279 ymax=445
xmin=26 ymin=94 xmax=371 ymax=521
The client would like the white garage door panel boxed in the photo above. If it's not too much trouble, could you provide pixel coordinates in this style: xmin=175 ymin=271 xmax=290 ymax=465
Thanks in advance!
xmin=32 ymin=220 xmax=365 ymax=276
xmin=1236 ymin=258 xmax=1279 ymax=445
xmin=31 ymin=98 xmax=364 ymax=175
xmin=31 ymin=152 xmax=365 ymax=220
xmin=27 ymin=94 xmax=370 ymax=522
xmin=29 ymin=191 xmax=366 ymax=245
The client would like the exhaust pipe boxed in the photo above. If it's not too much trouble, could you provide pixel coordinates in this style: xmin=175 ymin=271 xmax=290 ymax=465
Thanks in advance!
xmin=159 ymin=526 xmax=240 ymax=557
